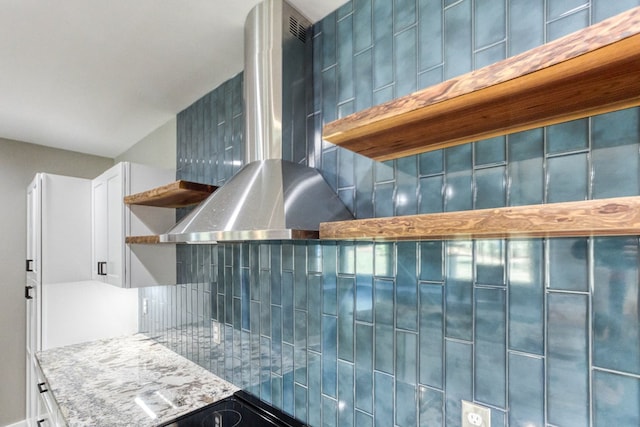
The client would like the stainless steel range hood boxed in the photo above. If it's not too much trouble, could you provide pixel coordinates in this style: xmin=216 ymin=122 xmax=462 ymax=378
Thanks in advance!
xmin=159 ymin=0 xmax=353 ymax=243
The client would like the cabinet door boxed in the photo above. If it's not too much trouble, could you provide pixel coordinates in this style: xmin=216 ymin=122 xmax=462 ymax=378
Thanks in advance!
xmin=92 ymin=164 xmax=125 ymax=287
xmin=26 ymin=177 xmax=39 ymax=286
xmin=92 ymin=178 xmax=108 ymax=282
xmin=105 ymin=166 xmax=124 ymax=286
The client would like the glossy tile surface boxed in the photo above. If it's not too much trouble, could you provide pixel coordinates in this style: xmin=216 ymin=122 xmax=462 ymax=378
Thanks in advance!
xmin=157 ymin=2 xmax=640 ymax=427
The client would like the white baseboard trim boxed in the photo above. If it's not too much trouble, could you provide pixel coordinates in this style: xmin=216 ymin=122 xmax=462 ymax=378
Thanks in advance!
xmin=4 ymin=420 xmax=27 ymax=427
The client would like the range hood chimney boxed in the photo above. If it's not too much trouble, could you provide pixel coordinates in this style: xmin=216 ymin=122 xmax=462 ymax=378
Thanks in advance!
xmin=159 ymin=0 xmax=353 ymax=243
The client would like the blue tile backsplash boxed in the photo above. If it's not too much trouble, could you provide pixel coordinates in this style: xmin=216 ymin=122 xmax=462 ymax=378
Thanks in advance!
xmin=140 ymin=0 xmax=640 ymax=425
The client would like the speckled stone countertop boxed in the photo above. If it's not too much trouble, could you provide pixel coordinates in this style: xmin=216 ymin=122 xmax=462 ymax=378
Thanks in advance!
xmin=36 ymin=334 xmax=238 ymax=426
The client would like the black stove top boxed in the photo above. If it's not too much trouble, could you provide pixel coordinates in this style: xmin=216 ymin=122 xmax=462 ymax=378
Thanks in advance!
xmin=159 ymin=391 xmax=308 ymax=427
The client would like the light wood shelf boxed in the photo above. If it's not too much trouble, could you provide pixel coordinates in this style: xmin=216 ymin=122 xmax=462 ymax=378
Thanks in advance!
xmin=123 ymin=180 xmax=217 ymax=208
xmin=322 ymin=7 xmax=640 ymax=161
xmin=319 ymin=197 xmax=640 ymax=241
xmin=125 ymin=235 xmax=162 ymax=244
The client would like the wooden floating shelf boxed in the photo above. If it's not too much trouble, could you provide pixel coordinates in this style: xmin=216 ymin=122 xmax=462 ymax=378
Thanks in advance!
xmin=125 ymin=235 xmax=163 ymax=244
xmin=124 ymin=180 xmax=217 ymax=208
xmin=323 ymin=7 xmax=640 ymax=161
xmin=319 ymin=197 xmax=640 ymax=241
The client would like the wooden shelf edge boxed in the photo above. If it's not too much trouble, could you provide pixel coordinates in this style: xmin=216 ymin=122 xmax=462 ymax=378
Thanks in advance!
xmin=124 ymin=180 xmax=217 ymax=208
xmin=319 ymin=197 xmax=640 ymax=241
xmin=323 ymin=7 xmax=640 ymax=161
xmin=126 ymin=235 xmax=163 ymax=244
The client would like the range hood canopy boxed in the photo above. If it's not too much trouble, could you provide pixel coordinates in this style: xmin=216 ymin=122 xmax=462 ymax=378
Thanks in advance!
xmin=159 ymin=0 xmax=353 ymax=244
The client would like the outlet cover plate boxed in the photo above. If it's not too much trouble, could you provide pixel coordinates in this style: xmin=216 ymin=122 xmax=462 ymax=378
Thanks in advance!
xmin=212 ymin=320 xmax=221 ymax=344
xmin=462 ymin=400 xmax=491 ymax=427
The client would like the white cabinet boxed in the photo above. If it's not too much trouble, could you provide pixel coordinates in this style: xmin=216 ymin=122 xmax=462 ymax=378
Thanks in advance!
xmin=91 ymin=162 xmax=176 ymax=288
xmin=25 ymin=173 xmax=92 ymax=427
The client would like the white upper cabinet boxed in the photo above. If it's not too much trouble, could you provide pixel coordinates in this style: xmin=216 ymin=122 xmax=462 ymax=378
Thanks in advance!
xmin=91 ymin=162 xmax=176 ymax=288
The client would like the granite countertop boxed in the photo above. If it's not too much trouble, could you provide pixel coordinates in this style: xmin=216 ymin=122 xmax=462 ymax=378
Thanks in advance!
xmin=36 ymin=334 xmax=238 ymax=426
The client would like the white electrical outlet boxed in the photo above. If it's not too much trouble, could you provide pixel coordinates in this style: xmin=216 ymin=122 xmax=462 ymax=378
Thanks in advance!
xmin=142 ymin=298 xmax=148 ymax=315
xmin=212 ymin=320 xmax=221 ymax=344
xmin=462 ymin=400 xmax=491 ymax=427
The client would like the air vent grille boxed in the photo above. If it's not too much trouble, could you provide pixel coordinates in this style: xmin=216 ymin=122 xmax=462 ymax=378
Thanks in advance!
xmin=289 ymin=16 xmax=306 ymax=43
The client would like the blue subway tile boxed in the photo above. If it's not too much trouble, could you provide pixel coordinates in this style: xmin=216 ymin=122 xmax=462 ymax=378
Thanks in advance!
xmin=339 ymin=243 xmax=356 ymax=275
xmin=445 ymin=172 xmax=472 ymax=211
xmin=508 ymin=239 xmax=544 ymax=355
xmin=418 ymin=66 xmax=444 ymax=89
xmin=294 ymin=310 xmax=308 ymax=385
xmin=474 ymin=287 xmax=506 ymax=408
xmin=547 ymin=293 xmax=589 ymax=426
xmin=373 ymin=85 xmax=395 ymax=105
xmin=308 ymin=274 xmax=322 ymax=353
xmin=307 ymin=351 xmax=322 ymax=427
xmin=271 ymin=305 xmax=283 ymax=374
xmin=546 ymin=153 xmax=588 ymax=203
xmin=356 ymin=273 xmax=374 ymax=323
xmin=594 ymin=370 xmax=640 ymax=427
xmin=375 ymin=323 xmax=395 ymax=374
xmin=548 ymin=238 xmax=588 ymax=292
xmin=395 ymin=27 xmax=418 ymax=98
xmin=338 ymin=361 xmax=355 ymax=427
xmin=594 ymin=0 xmax=640 ymax=22
xmin=338 ymin=276 xmax=355 ymax=362
xmin=374 ymin=278 xmax=393 ymax=330
xmin=508 ymin=353 xmax=544 ymax=427
xmin=373 ymin=0 xmax=394 ymax=89
xmin=322 ymin=315 xmax=338 ymax=398
xmin=419 ymin=283 xmax=444 ymax=389
xmin=308 ymin=243 xmax=322 ymax=273
xmin=474 ymin=165 xmax=506 ymax=209
xmin=374 ymin=243 xmax=395 ymax=278
xmin=475 ymin=0 xmax=506 ymax=48
xmin=419 ymin=175 xmax=444 ymax=213
xmin=396 ymin=381 xmax=418 ymax=426
xmin=508 ymin=0 xmax=544 ymax=55
xmin=475 ymin=137 xmax=506 ymax=166
xmin=322 ymin=67 xmax=338 ymax=125
xmin=593 ymin=237 xmax=640 ymax=375
xmin=445 ymin=241 xmax=473 ymax=341
xmin=395 ymin=0 xmax=417 ymax=30
xmin=354 ymin=0 xmax=373 ymax=53
xmin=354 ymin=153 xmax=375 ymax=218
xmin=547 ymin=8 xmax=590 ymax=41
xmin=356 ymin=410 xmax=374 ymax=427
xmin=337 ymin=1 xmax=353 ymax=19
xmin=294 ymin=383 xmax=308 ymax=422
xmin=283 ymin=344 xmax=295 ymax=415
xmin=547 ymin=0 xmax=588 ymax=21
xmin=374 ymin=181 xmax=395 ymax=217
xmin=375 ymin=158 xmax=395 ymax=182
xmin=282 ymin=272 xmax=294 ymax=345
xmin=444 ymin=0 xmax=472 ymax=79
xmin=323 ymin=243 xmax=338 ymax=316
xmin=547 ymin=118 xmax=589 ymax=154
xmin=396 ymin=155 xmax=419 ymax=216
xmin=508 ymin=129 xmax=544 ymax=206
xmin=394 ymin=325 xmax=417 ymax=385
xmin=420 ymin=149 xmax=444 ymax=175
xmin=322 ymin=395 xmax=337 ymax=427
xmin=420 ymin=241 xmax=444 ymax=282
xmin=321 ymin=12 xmax=337 ymax=69
xmin=475 ymin=240 xmax=505 ymax=286
xmin=374 ymin=372 xmax=394 ymax=427
xmin=397 ymin=242 xmax=418 ymax=331
xmin=337 ymin=15 xmax=354 ymax=104
xmin=444 ymin=340 xmax=473 ymax=426
xmin=354 ymin=49 xmax=374 ymax=112
xmin=418 ymin=0 xmax=443 ymax=71
xmin=475 ymin=41 xmax=506 ymax=69
xmin=355 ymin=323 xmax=374 ymax=413
xmin=419 ymin=386 xmax=444 ymax=427
xmin=446 ymin=144 xmax=472 ymax=173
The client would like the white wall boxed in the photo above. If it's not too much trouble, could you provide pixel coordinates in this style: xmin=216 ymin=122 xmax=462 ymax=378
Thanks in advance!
xmin=0 ymin=138 xmax=113 ymax=427
xmin=115 ymin=118 xmax=176 ymax=170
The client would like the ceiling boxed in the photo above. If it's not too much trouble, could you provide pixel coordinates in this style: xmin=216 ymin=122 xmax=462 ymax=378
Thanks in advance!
xmin=0 ymin=0 xmax=345 ymax=158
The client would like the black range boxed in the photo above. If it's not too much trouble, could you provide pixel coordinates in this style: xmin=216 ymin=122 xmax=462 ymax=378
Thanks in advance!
xmin=159 ymin=390 xmax=308 ymax=427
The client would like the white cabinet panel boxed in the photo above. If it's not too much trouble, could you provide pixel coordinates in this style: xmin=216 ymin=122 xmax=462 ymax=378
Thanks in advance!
xmin=92 ymin=162 xmax=176 ymax=288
